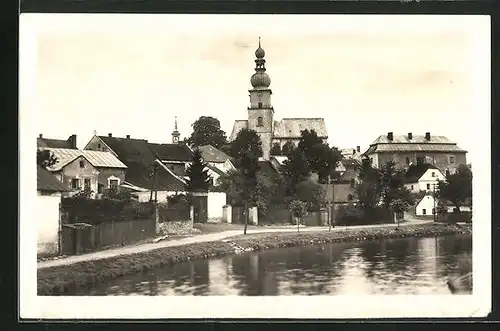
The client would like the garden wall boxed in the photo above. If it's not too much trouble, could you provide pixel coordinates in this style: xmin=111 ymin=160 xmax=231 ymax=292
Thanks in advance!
xmin=156 ymin=203 xmax=194 ymax=235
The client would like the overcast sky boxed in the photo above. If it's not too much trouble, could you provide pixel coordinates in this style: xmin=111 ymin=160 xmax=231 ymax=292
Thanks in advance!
xmin=21 ymin=14 xmax=489 ymax=162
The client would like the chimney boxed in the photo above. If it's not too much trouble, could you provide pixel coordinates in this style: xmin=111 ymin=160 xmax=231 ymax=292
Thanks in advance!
xmin=387 ymin=132 xmax=393 ymax=141
xmin=39 ymin=134 xmax=43 ymax=138
xmin=108 ymin=133 xmax=112 ymax=137
xmin=126 ymin=135 xmax=130 ymax=139
xmin=408 ymin=132 xmax=413 ymax=140
xmin=425 ymin=132 xmax=431 ymax=141
xmin=356 ymin=146 xmax=360 ymax=153
xmin=68 ymin=134 xmax=77 ymax=149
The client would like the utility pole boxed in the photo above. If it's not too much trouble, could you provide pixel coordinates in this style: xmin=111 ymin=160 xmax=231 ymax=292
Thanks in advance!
xmin=433 ymin=183 xmax=437 ymax=222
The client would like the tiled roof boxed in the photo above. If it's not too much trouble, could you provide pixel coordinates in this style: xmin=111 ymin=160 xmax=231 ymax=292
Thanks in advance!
xmin=230 ymin=120 xmax=248 ymax=141
xmin=273 ymin=118 xmax=328 ymax=139
xmin=198 ymin=145 xmax=231 ymax=163
xmin=404 ymin=164 xmax=440 ymax=183
xmin=37 ymin=165 xmax=70 ymax=192
xmin=341 ymin=158 xmax=361 ymax=170
xmin=95 ymin=136 xmax=185 ymax=191
xmin=365 ymin=134 xmax=467 ymax=154
xmin=37 ymin=137 xmax=74 ymax=149
xmin=149 ymin=143 xmax=193 ymax=162
xmin=206 ymin=164 xmax=226 ymax=177
xmin=42 ymin=148 xmax=127 ymax=171
xmin=258 ymin=160 xmax=279 ymax=175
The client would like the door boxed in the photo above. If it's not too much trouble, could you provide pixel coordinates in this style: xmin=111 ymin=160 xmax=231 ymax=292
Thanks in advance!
xmin=193 ymin=195 xmax=208 ymax=223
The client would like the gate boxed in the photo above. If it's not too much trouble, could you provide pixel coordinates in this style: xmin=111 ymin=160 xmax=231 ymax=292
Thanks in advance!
xmin=231 ymin=205 xmax=246 ymax=224
xmin=193 ymin=195 xmax=208 ymax=223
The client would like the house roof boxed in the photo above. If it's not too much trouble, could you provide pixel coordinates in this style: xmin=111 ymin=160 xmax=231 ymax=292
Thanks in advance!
xmin=149 ymin=143 xmax=193 ymax=162
xmin=206 ymin=164 xmax=226 ymax=177
xmin=94 ymin=136 xmax=185 ymax=191
xmin=273 ymin=118 xmax=328 ymax=139
xmin=37 ymin=137 xmax=74 ymax=149
xmin=42 ymin=148 xmax=127 ymax=171
xmin=37 ymin=165 xmax=70 ymax=192
xmin=341 ymin=158 xmax=361 ymax=170
xmin=404 ymin=163 xmax=439 ymax=183
xmin=364 ymin=134 xmax=467 ymax=155
xmin=198 ymin=145 xmax=231 ymax=163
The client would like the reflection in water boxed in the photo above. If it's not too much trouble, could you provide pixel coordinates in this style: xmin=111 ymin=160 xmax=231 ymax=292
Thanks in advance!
xmin=74 ymin=235 xmax=472 ymax=296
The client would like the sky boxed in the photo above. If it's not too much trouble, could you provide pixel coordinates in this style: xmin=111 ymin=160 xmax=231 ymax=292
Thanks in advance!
xmin=21 ymin=14 xmax=490 ymax=162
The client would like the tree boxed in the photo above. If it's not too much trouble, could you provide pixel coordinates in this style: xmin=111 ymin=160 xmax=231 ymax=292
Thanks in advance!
xmin=355 ymin=157 xmax=383 ymax=209
xmin=289 ymin=200 xmax=308 ymax=232
xmin=270 ymin=142 xmax=282 ymax=156
xmin=281 ymin=148 xmax=311 ymax=196
xmin=282 ymin=140 xmax=296 ymax=156
xmin=380 ymin=161 xmax=413 ymax=208
xmin=436 ymin=165 xmax=472 ymax=212
xmin=37 ymin=149 xmax=58 ymax=169
xmin=186 ymin=116 xmax=228 ymax=149
xmin=295 ymin=180 xmax=327 ymax=212
xmin=228 ymin=128 xmax=263 ymax=163
xmin=185 ymin=149 xmax=212 ymax=193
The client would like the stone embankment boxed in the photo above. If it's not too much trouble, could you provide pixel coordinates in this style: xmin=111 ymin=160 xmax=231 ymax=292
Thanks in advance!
xmin=37 ymin=223 xmax=471 ymax=295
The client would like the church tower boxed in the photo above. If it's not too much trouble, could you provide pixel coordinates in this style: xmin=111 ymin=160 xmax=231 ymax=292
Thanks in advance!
xmin=248 ymin=38 xmax=274 ymax=160
xmin=172 ymin=116 xmax=181 ymax=143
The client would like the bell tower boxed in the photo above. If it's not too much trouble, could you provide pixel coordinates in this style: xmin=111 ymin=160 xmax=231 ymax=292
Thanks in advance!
xmin=248 ymin=37 xmax=274 ymax=160
xmin=172 ymin=116 xmax=181 ymax=143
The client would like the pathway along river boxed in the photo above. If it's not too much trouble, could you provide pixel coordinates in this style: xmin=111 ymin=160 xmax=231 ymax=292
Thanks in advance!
xmin=73 ymin=235 xmax=472 ymax=296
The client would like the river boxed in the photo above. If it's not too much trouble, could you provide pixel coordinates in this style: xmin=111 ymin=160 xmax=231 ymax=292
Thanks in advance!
xmin=73 ymin=235 xmax=472 ymax=296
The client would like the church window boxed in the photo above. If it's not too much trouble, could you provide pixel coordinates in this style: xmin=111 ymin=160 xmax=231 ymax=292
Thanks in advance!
xmin=257 ymin=117 xmax=264 ymax=127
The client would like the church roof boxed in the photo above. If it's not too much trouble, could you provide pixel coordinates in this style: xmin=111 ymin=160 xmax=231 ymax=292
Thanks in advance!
xmin=273 ymin=118 xmax=328 ymax=139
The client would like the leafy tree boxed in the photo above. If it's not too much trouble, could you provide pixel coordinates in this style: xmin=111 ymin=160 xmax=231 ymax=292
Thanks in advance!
xmin=37 ymin=149 xmax=58 ymax=169
xmin=436 ymin=164 xmax=472 ymax=211
xmin=289 ymin=200 xmax=308 ymax=231
xmin=186 ymin=116 xmax=228 ymax=149
xmin=270 ymin=142 xmax=282 ymax=156
xmin=282 ymin=140 xmax=296 ymax=156
xmin=295 ymin=180 xmax=327 ymax=212
xmin=228 ymin=128 xmax=263 ymax=163
xmin=380 ymin=160 xmax=413 ymax=208
xmin=355 ymin=157 xmax=383 ymax=209
xmin=281 ymin=148 xmax=311 ymax=196
xmin=185 ymin=149 xmax=212 ymax=193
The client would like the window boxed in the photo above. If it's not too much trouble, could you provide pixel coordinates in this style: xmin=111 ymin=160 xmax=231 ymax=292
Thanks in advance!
xmin=71 ymin=178 xmax=80 ymax=189
xmin=258 ymin=102 xmax=263 ymax=109
xmin=446 ymin=169 xmax=450 ymax=176
xmin=98 ymin=183 xmax=104 ymax=194
xmin=426 ymin=183 xmax=431 ymax=190
xmin=347 ymin=194 xmax=353 ymax=201
xmin=405 ymin=157 xmax=410 ymax=165
xmin=109 ymin=179 xmax=119 ymax=190
xmin=257 ymin=117 xmax=264 ymax=127
xmin=422 ymin=209 xmax=427 ymax=215
xmin=97 ymin=143 xmax=101 ymax=149
xmin=416 ymin=156 xmax=425 ymax=165
xmin=431 ymin=172 xmax=436 ymax=177
xmin=79 ymin=160 xmax=85 ymax=168
xmin=84 ymin=178 xmax=91 ymax=191
xmin=449 ymin=156 xmax=455 ymax=164
xmin=350 ymin=179 xmax=355 ymax=188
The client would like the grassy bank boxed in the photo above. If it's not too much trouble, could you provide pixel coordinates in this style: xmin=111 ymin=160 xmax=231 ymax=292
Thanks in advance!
xmin=38 ymin=223 xmax=472 ymax=295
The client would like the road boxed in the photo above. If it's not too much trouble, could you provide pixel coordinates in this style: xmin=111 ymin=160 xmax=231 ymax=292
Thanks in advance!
xmin=37 ymin=220 xmax=431 ymax=270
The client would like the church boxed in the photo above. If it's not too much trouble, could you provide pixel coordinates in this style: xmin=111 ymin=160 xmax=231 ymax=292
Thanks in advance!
xmin=229 ymin=39 xmax=328 ymax=160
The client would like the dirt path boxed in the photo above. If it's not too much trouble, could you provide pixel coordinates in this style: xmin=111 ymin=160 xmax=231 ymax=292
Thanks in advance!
xmin=37 ymin=220 xmax=432 ymax=270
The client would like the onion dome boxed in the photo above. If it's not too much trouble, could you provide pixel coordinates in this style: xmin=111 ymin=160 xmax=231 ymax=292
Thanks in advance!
xmin=251 ymin=72 xmax=271 ymax=88
xmin=255 ymin=38 xmax=265 ymax=59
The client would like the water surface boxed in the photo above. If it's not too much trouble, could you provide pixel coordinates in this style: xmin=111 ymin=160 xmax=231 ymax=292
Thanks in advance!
xmin=73 ymin=235 xmax=472 ymax=296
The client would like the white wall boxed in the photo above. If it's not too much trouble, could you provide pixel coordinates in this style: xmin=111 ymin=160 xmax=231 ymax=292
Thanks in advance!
xmin=208 ymin=192 xmax=227 ymax=222
xmin=446 ymin=205 xmax=472 ymax=213
xmin=134 ymin=190 xmax=187 ymax=202
xmin=37 ymin=192 xmax=61 ymax=256
xmin=415 ymin=195 xmax=436 ymax=216
xmin=406 ymin=168 xmax=446 ymax=193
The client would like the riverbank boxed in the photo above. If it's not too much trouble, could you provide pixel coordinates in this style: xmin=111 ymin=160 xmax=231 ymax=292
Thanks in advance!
xmin=37 ymin=223 xmax=471 ymax=295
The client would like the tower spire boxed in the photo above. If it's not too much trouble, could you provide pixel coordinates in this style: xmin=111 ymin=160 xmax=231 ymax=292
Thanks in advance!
xmin=172 ymin=116 xmax=180 ymax=143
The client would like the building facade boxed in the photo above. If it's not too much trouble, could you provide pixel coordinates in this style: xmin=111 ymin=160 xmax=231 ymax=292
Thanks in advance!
xmin=363 ymin=132 xmax=467 ymax=175
xmin=230 ymin=39 xmax=328 ymax=160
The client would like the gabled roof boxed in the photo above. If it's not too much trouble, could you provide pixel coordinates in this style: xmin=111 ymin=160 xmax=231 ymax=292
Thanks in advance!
xmin=37 ymin=165 xmax=70 ymax=192
xmin=404 ymin=163 xmax=440 ymax=183
xmin=93 ymin=136 xmax=185 ymax=191
xmin=206 ymin=164 xmax=225 ymax=177
xmin=41 ymin=148 xmax=127 ymax=171
xmin=198 ymin=145 xmax=232 ymax=163
xmin=341 ymin=158 xmax=361 ymax=170
xmin=273 ymin=118 xmax=328 ymax=139
xmin=37 ymin=136 xmax=75 ymax=149
xmin=149 ymin=143 xmax=193 ymax=162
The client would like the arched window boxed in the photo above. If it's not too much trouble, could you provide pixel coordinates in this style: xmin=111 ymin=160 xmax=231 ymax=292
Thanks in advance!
xmin=257 ymin=117 xmax=264 ymax=127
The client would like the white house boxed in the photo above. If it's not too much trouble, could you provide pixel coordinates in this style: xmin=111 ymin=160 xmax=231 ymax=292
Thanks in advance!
xmin=37 ymin=165 xmax=70 ymax=257
xmin=198 ymin=145 xmax=236 ymax=173
xmin=404 ymin=164 xmax=446 ymax=193
xmin=415 ymin=194 xmax=472 ymax=216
